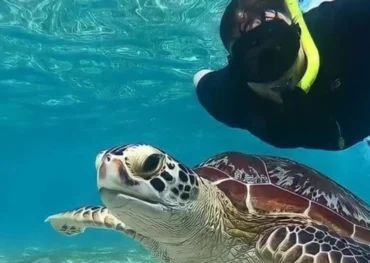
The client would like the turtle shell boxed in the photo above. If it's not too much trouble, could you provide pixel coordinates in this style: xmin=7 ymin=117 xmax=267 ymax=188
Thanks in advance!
xmin=193 ymin=152 xmax=370 ymax=245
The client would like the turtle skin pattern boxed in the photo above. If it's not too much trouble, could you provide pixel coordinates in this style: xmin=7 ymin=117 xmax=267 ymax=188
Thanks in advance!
xmin=256 ymin=224 xmax=370 ymax=263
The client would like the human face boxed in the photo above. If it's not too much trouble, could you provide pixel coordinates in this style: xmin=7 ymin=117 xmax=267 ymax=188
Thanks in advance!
xmin=229 ymin=10 xmax=292 ymax=52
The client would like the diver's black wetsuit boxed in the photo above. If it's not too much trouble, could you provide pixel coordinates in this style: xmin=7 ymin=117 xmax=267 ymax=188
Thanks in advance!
xmin=196 ymin=0 xmax=370 ymax=151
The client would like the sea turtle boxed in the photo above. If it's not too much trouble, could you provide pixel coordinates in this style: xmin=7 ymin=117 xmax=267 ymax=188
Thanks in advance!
xmin=46 ymin=144 xmax=370 ymax=263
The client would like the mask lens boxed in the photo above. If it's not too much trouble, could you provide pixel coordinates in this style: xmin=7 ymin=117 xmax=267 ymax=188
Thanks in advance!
xmin=229 ymin=19 xmax=301 ymax=83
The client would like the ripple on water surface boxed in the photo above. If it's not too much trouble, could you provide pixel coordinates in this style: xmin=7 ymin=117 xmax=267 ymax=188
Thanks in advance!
xmin=0 ymin=0 xmax=228 ymax=129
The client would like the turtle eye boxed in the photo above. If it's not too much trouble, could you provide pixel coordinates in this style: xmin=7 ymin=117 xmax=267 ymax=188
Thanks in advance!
xmin=142 ymin=153 xmax=163 ymax=174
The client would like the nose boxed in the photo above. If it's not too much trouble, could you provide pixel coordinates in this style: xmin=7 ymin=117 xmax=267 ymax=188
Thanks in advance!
xmin=97 ymin=153 xmax=125 ymax=191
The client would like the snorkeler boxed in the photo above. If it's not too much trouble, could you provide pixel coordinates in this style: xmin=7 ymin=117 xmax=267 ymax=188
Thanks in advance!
xmin=193 ymin=0 xmax=370 ymax=151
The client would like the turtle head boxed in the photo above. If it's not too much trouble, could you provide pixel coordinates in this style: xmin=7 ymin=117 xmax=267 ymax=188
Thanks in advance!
xmin=96 ymin=144 xmax=203 ymax=241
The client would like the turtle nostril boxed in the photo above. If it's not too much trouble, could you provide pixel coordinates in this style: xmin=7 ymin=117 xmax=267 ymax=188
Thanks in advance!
xmin=118 ymin=166 xmax=127 ymax=182
xmin=118 ymin=166 xmax=138 ymax=187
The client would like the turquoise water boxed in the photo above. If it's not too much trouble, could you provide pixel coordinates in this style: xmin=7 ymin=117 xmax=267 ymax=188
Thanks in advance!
xmin=1 ymin=0 xmax=369 ymax=262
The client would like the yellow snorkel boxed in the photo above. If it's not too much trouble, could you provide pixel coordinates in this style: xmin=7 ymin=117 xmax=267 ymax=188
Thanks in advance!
xmin=285 ymin=0 xmax=320 ymax=93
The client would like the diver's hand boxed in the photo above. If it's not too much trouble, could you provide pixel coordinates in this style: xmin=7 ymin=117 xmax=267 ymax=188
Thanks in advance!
xmin=193 ymin=69 xmax=213 ymax=89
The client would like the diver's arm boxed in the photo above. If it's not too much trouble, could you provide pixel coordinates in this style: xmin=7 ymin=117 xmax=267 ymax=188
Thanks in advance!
xmin=258 ymin=113 xmax=341 ymax=150
xmin=195 ymin=70 xmax=243 ymax=130
xmin=194 ymin=69 xmax=340 ymax=150
xmin=242 ymin=88 xmax=341 ymax=151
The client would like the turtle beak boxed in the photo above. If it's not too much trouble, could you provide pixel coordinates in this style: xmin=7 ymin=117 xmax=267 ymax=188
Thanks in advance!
xmin=96 ymin=152 xmax=164 ymax=210
xmin=95 ymin=150 xmax=107 ymax=170
xmin=97 ymin=153 xmax=124 ymax=191
xmin=96 ymin=153 xmax=148 ymax=196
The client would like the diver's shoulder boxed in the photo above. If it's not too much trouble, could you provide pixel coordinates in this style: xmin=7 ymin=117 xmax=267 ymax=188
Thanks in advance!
xmin=304 ymin=0 xmax=370 ymax=18
xmin=304 ymin=0 xmax=370 ymax=47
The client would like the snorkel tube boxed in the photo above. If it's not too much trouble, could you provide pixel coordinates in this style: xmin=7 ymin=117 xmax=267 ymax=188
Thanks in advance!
xmin=285 ymin=0 xmax=320 ymax=93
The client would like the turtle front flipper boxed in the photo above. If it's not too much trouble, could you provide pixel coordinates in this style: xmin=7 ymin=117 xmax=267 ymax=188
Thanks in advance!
xmin=45 ymin=205 xmax=176 ymax=263
xmin=45 ymin=205 xmax=134 ymax=236
xmin=256 ymin=225 xmax=370 ymax=263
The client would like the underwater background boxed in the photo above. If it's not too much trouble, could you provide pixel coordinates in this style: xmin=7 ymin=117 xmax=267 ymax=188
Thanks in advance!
xmin=0 ymin=0 xmax=369 ymax=262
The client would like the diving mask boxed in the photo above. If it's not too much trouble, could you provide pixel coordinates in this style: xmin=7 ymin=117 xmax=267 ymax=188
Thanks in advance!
xmin=229 ymin=19 xmax=301 ymax=84
xmin=229 ymin=0 xmax=320 ymax=94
